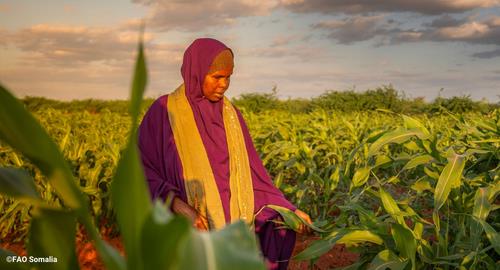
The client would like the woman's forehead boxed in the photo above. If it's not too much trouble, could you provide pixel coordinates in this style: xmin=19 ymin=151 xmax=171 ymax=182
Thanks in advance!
xmin=208 ymin=67 xmax=233 ymax=76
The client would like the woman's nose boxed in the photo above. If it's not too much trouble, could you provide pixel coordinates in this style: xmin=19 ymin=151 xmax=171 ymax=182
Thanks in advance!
xmin=219 ymin=78 xmax=229 ymax=88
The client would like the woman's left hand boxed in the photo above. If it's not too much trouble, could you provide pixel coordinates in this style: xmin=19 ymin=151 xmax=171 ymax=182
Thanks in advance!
xmin=294 ymin=209 xmax=312 ymax=234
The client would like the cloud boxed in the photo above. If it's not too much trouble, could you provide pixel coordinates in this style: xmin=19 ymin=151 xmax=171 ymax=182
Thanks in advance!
xmin=6 ymin=24 xmax=143 ymax=66
xmin=280 ymin=0 xmax=500 ymax=15
xmin=311 ymin=15 xmax=397 ymax=44
xmin=269 ymin=33 xmax=312 ymax=46
xmin=312 ymin=14 xmax=500 ymax=51
xmin=396 ymin=16 xmax=500 ymax=52
xmin=426 ymin=14 xmax=468 ymax=28
xmin=429 ymin=16 xmax=500 ymax=45
xmin=271 ymin=35 xmax=297 ymax=46
xmin=131 ymin=0 xmax=279 ymax=31
xmin=0 ymin=24 xmax=189 ymax=100
xmin=472 ymin=48 xmax=500 ymax=58
xmin=2 ymin=24 xmax=186 ymax=67
xmin=238 ymin=43 xmax=326 ymax=61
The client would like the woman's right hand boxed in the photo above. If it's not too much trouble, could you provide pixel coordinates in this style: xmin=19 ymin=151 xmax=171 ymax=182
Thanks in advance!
xmin=193 ymin=214 xmax=209 ymax=231
xmin=172 ymin=197 xmax=209 ymax=231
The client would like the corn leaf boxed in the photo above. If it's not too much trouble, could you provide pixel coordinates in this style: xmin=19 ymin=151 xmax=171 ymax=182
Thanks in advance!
xmin=368 ymin=249 xmax=408 ymax=270
xmin=178 ymin=221 xmax=266 ymax=270
xmin=434 ymin=151 xmax=465 ymax=212
xmin=110 ymin=37 xmax=151 ymax=270
xmin=403 ymin=155 xmax=434 ymax=170
xmin=471 ymin=187 xmax=491 ymax=242
xmin=27 ymin=208 xmax=79 ymax=270
xmin=129 ymin=40 xmax=147 ymax=123
xmin=391 ymin=223 xmax=416 ymax=270
xmin=294 ymin=231 xmax=347 ymax=260
xmin=474 ymin=218 xmax=500 ymax=255
xmin=337 ymin=230 xmax=384 ymax=247
xmin=141 ymin=200 xmax=191 ymax=270
xmin=379 ymin=188 xmax=405 ymax=225
xmin=0 ymin=248 xmax=29 ymax=270
xmin=0 ymin=84 xmax=85 ymax=210
xmin=374 ymin=155 xmax=392 ymax=168
xmin=351 ymin=166 xmax=371 ymax=189
xmin=368 ymin=129 xmax=426 ymax=157
xmin=267 ymin=205 xmax=326 ymax=233
xmin=0 ymin=167 xmax=42 ymax=202
xmin=402 ymin=115 xmax=430 ymax=138
xmin=410 ymin=178 xmax=433 ymax=194
xmin=293 ymin=239 xmax=334 ymax=261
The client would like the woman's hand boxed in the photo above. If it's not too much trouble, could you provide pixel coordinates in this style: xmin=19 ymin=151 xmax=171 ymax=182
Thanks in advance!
xmin=172 ymin=197 xmax=209 ymax=231
xmin=193 ymin=214 xmax=209 ymax=231
xmin=294 ymin=209 xmax=312 ymax=234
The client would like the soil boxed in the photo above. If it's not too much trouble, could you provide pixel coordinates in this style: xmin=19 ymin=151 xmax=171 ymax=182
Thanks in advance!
xmin=1 ymin=225 xmax=358 ymax=270
xmin=289 ymin=234 xmax=359 ymax=270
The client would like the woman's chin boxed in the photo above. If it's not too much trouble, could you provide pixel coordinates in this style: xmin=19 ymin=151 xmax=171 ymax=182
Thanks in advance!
xmin=208 ymin=95 xmax=223 ymax=102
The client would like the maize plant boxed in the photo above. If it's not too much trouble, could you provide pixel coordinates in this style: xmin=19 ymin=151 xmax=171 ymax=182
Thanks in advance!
xmin=271 ymin=112 xmax=499 ymax=269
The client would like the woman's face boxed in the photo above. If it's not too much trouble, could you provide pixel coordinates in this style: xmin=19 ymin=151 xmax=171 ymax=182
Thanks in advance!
xmin=202 ymin=67 xmax=233 ymax=102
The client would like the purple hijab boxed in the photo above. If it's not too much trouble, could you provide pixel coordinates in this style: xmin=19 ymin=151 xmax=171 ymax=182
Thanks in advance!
xmin=138 ymin=38 xmax=295 ymax=224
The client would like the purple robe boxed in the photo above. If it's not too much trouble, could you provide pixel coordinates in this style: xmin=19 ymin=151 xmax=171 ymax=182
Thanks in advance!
xmin=138 ymin=38 xmax=296 ymax=270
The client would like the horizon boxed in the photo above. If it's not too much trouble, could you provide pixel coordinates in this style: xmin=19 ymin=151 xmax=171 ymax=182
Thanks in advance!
xmin=18 ymin=85 xmax=498 ymax=104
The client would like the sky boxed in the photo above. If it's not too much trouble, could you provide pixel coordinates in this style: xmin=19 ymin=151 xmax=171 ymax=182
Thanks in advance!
xmin=1 ymin=0 xmax=499 ymax=102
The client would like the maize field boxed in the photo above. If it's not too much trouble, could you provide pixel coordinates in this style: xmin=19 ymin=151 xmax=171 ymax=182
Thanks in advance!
xmin=1 ymin=103 xmax=498 ymax=269
xmin=0 ymin=41 xmax=498 ymax=269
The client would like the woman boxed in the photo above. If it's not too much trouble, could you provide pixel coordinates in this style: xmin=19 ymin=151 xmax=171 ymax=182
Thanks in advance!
xmin=138 ymin=38 xmax=311 ymax=270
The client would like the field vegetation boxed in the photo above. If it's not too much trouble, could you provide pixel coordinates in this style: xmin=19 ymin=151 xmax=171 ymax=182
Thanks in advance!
xmin=1 ymin=47 xmax=498 ymax=269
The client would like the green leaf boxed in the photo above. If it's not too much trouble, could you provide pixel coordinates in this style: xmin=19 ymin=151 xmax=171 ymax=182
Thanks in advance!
xmin=294 ymin=231 xmax=347 ymax=260
xmin=110 ymin=36 xmax=151 ymax=270
xmin=129 ymin=33 xmax=148 ymax=123
xmin=410 ymin=178 xmax=433 ymax=194
xmin=374 ymin=155 xmax=392 ymax=168
xmin=424 ymin=166 xmax=440 ymax=180
xmin=293 ymin=239 xmax=334 ymax=261
xmin=402 ymin=115 xmax=430 ymax=138
xmin=379 ymin=188 xmax=405 ymax=225
xmin=470 ymin=187 xmax=492 ymax=248
xmin=178 ymin=221 xmax=266 ymax=270
xmin=0 ymin=248 xmax=29 ymax=270
xmin=337 ymin=230 xmax=384 ymax=247
xmin=78 ymin=215 xmax=125 ymax=270
xmin=0 ymin=84 xmax=85 ymax=210
xmin=0 ymin=167 xmax=42 ymax=202
xmin=391 ymin=223 xmax=416 ymax=270
xmin=474 ymin=218 xmax=500 ymax=255
xmin=111 ymin=134 xmax=151 ymax=270
xmin=464 ymin=149 xmax=490 ymax=157
xmin=141 ymin=200 xmax=191 ymax=270
xmin=403 ymin=155 xmax=434 ymax=170
xmin=355 ymin=205 xmax=380 ymax=231
xmin=351 ymin=167 xmax=371 ymax=189
xmin=472 ymin=187 xmax=492 ymax=221
xmin=368 ymin=128 xmax=426 ymax=157
xmin=266 ymin=205 xmax=326 ymax=233
xmin=433 ymin=151 xmax=465 ymax=212
xmin=368 ymin=249 xmax=408 ymax=270
xmin=27 ymin=208 xmax=79 ymax=270
xmin=413 ymin=222 xmax=424 ymax=240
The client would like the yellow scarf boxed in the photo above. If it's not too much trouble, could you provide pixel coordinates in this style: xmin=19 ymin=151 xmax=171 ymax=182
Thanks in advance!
xmin=167 ymin=84 xmax=254 ymax=230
